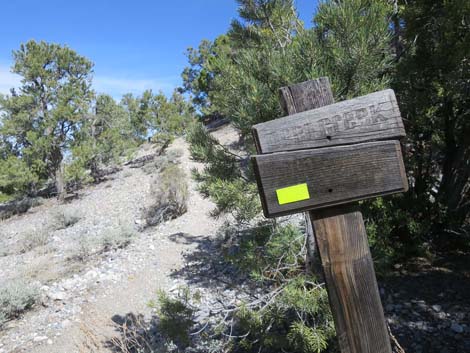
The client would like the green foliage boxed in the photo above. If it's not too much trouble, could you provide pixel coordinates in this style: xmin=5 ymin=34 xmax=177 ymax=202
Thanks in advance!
xmin=0 ymin=156 xmax=39 ymax=196
xmin=152 ymin=288 xmax=194 ymax=348
xmin=0 ymin=40 xmax=94 ymax=197
xmin=229 ymin=276 xmax=334 ymax=353
xmin=0 ymin=280 xmax=38 ymax=327
xmin=121 ymin=89 xmax=194 ymax=141
xmin=287 ymin=321 xmax=329 ymax=353
xmin=183 ymin=0 xmax=392 ymax=136
xmin=188 ymin=123 xmax=260 ymax=223
xmin=0 ymin=193 xmax=15 ymax=203
xmin=224 ymin=223 xmax=305 ymax=280
xmin=389 ymin=0 xmax=470 ymax=248
xmin=205 ymin=179 xmax=260 ymax=223
xmin=69 ymin=93 xmax=137 ymax=185
xmin=314 ymin=0 xmax=393 ymax=99
xmin=222 ymin=223 xmax=334 ymax=352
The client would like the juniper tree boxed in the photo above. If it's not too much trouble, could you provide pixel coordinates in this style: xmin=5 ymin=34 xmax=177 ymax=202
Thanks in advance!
xmin=0 ymin=40 xmax=93 ymax=200
xmin=66 ymin=94 xmax=136 ymax=185
xmin=393 ymin=0 xmax=470 ymax=246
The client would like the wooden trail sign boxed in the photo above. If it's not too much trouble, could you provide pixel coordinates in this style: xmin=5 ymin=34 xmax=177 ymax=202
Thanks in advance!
xmin=251 ymin=78 xmax=407 ymax=353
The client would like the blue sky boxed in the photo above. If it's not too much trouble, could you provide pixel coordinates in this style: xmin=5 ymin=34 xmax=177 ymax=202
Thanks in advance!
xmin=0 ymin=0 xmax=318 ymax=99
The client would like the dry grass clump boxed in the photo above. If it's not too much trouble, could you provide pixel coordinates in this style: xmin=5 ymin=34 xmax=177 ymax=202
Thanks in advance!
xmin=70 ymin=225 xmax=137 ymax=262
xmin=0 ymin=280 xmax=39 ymax=327
xmin=20 ymin=229 xmax=50 ymax=253
xmin=145 ymin=164 xmax=188 ymax=227
xmin=142 ymin=148 xmax=182 ymax=176
xmin=73 ymin=235 xmax=94 ymax=262
xmin=51 ymin=208 xmax=81 ymax=230
xmin=100 ymin=224 xmax=137 ymax=251
xmin=166 ymin=148 xmax=183 ymax=162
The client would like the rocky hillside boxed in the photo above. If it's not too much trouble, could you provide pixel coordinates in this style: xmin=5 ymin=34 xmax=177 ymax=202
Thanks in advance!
xmin=1 ymin=126 xmax=469 ymax=353
xmin=0 ymin=134 xmax=230 ymax=353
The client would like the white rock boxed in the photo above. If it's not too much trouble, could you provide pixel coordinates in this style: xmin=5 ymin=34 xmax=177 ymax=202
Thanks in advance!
xmin=49 ymin=291 xmax=66 ymax=301
xmin=85 ymin=270 xmax=98 ymax=279
xmin=62 ymin=279 xmax=75 ymax=290
xmin=33 ymin=336 xmax=48 ymax=342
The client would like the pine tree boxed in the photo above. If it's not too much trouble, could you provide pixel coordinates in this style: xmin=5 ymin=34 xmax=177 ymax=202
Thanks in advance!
xmin=0 ymin=40 xmax=93 ymax=200
xmin=394 ymin=0 xmax=470 ymax=241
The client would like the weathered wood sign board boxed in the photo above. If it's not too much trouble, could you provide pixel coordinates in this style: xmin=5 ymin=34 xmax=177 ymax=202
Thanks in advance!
xmin=252 ymin=89 xmax=408 ymax=218
xmin=253 ymin=89 xmax=405 ymax=153
xmin=253 ymin=140 xmax=407 ymax=217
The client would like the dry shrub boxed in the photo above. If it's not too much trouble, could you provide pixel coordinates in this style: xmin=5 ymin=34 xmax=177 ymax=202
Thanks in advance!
xmin=0 ymin=280 xmax=38 ymax=327
xmin=101 ymin=224 xmax=136 ymax=251
xmin=145 ymin=164 xmax=188 ymax=226
xmin=20 ymin=229 xmax=49 ymax=253
xmin=51 ymin=208 xmax=81 ymax=230
xmin=74 ymin=235 xmax=94 ymax=262
xmin=166 ymin=148 xmax=183 ymax=163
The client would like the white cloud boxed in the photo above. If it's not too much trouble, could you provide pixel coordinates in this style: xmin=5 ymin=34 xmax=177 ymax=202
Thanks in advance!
xmin=0 ymin=62 xmax=180 ymax=99
xmin=93 ymin=75 xmax=180 ymax=100
xmin=0 ymin=64 xmax=21 ymax=95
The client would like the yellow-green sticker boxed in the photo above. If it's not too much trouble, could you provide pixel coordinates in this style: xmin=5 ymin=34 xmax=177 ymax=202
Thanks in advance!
xmin=276 ymin=183 xmax=310 ymax=205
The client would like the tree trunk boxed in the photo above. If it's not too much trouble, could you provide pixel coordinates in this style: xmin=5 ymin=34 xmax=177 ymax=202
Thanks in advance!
xmin=56 ymin=163 xmax=66 ymax=203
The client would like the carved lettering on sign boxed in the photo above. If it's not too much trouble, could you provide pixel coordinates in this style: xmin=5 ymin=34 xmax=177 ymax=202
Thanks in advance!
xmin=252 ymin=89 xmax=405 ymax=153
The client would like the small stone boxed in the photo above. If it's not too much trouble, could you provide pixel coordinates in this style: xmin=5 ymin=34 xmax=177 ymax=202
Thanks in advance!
xmin=47 ymin=339 xmax=53 ymax=345
xmin=451 ymin=322 xmax=464 ymax=333
xmin=33 ymin=336 xmax=48 ymax=342
xmin=85 ymin=270 xmax=98 ymax=279
xmin=49 ymin=291 xmax=66 ymax=301
xmin=62 ymin=279 xmax=75 ymax=290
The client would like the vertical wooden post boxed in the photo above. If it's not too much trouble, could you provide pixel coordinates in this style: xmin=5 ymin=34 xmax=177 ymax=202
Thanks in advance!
xmin=279 ymin=78 xmax=392 ymax=353
xmin=279 ymin=77 xmax=334 ymax=276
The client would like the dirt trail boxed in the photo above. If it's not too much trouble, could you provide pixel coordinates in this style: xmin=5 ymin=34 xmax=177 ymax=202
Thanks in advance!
xmin=0 ymin=137 xmax=226 ymax=353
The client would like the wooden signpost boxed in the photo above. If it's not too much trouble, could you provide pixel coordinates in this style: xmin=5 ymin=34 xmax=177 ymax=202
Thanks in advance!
xmin=251 ymin=78 xmax=408 ymax=353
